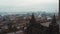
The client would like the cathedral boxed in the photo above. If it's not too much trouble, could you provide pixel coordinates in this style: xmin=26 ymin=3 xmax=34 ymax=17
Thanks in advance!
xmin=24 ymin=14 xmax=59 ymax=34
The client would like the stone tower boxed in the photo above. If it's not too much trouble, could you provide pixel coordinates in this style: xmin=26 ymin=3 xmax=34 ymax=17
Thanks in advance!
xmin=26 ymin=13 xmax=41 ymax=34
xmin=49 ymin=15 xmax=59 ymax=34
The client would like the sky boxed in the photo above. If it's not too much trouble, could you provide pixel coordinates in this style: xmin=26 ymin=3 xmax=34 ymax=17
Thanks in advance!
xmin=0 ymin=0 xmax=59 ymax=13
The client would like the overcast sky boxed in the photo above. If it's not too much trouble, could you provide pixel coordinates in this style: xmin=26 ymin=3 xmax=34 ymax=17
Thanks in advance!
xmin=0 ymin=0 xmax=59 ymax=12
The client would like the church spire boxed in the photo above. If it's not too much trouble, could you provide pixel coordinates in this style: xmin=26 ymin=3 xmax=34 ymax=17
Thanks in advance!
xmin=49 ymin=14 xmax=59 ymax=34
xmin=51 ymin=14 xmax=57 ymax=24
xmin=26 ymin=13 xmax=36 ymax=34
xmin=29 ymin=13 xmax=37 ymax=24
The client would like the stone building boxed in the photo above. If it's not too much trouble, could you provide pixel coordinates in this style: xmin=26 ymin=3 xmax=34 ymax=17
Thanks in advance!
xmin=24 ymin=14 xmax=59 ymax=34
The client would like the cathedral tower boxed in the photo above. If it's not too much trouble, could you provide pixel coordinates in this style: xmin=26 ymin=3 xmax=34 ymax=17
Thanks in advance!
xmin=49 ymin=14 xmax=59 ymax=34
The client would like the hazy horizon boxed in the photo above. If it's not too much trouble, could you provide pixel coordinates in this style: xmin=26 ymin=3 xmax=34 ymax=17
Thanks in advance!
xmin=0 ymin=0 xmax=59 ymax=13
